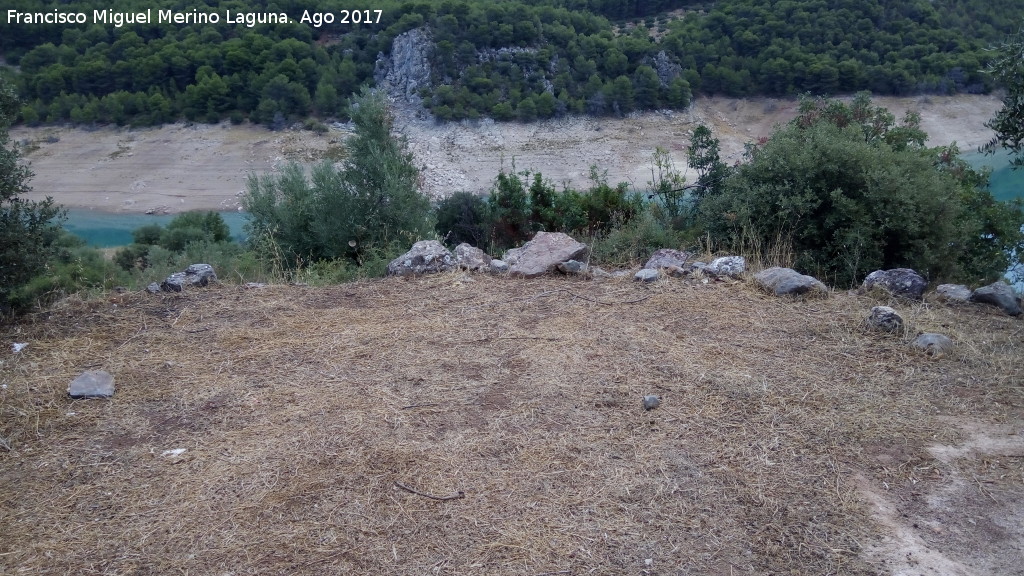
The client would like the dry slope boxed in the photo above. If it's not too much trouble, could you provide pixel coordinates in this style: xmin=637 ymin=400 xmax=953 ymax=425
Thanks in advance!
xmin=1 ymin=273 xmax=1021 ymax=575
xmin=10 ymin=94 xmax=1002 ymax=214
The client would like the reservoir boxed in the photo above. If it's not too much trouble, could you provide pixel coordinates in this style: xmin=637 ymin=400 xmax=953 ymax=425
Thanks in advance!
xmin=63 ymin=209 xmax=248 ymax=247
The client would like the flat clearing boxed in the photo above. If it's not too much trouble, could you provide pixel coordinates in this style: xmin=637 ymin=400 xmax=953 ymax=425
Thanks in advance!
xmin=11 ymin=94 xmax=1002 ymax=214
xmin=1 ymin=273 xmax=1021 ymax=574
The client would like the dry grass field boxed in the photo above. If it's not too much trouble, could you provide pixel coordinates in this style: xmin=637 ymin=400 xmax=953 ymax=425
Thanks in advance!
xmin=1 ymin=272 xmax=1022 ymax=575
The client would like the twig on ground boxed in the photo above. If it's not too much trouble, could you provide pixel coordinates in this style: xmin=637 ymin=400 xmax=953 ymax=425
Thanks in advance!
xmin=401 ymin=403 xmax=440 ymax=410
xmin=394 ymin=481 xmax=465 ymax=501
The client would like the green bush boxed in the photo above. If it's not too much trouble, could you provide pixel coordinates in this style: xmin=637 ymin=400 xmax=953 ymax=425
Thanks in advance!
xmin=1 ymin=78 xmax=67 ymax=313
xmin=589 ymin=206 xmax=690 ymax=267
xmin=132 ymin=224 xmax=164 ymax=245
xmin=245 ymin=89 xmax=432 ymax=271
xmin=698 ymin=95 xmax=1024 ymax=287
xmin=434 ymin=191 xmax=491 ymax=250
xmin=8 ymin=233 xmax=130 ymax=312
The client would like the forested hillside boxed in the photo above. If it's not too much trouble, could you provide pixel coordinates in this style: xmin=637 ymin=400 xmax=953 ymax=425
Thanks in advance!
xmin=2 ymin=0 xmax=1022 ymax=126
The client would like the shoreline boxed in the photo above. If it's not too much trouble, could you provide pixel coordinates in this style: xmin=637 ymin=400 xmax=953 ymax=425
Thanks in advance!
xmin=13 ymin=94 xmax=1004 ymax=215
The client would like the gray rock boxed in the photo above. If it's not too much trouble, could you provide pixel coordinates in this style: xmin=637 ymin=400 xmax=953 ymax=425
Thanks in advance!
xmin=505 ymin=232 xmax=589 ymax=278
xmin=634 ymin=268 xmax=660 ymax=283
xmin=374 ymin=28 xmax=432 ymax=104
xmin=68 ymin=370 xmax=115 ymax=399
xmin=970 ymin=282 xmax=1023 ymax=316
xmin=753 ymin=267 xmax=828 ymax=296
xmin=146 ymin=282 xmax=161 ymax=294
xmin=488 ymin=259 xmax=509 ymax=274
xmin=706 ymin=255 xmax=746 ymax=278
xmin=935 ymin=284 xmax=972 ymax=303
xmin=455 ymin=243 xmax=491 ymax=271
xmin=911 ymin=333 xmax=955 ymax=356
xmin=161 ymin=272 xmax=187 ymax=292
xmin=386 ymin=240 xmax=456 ymax=276
xmin=664 ymin=265 xmax=688 ymax=278
xmin=557 ymin=260 xmax=589 ymax=275
xmin=862 ymin=268 xmax=927 ymax=300
xmin=868 ymin=306 xmax=904 ymax=332
xmin=160 ymin=263 xmax=217 ymax=292
xmin=642 ymin=395 xmax=662 ymax=411
xmin=643 ymin=248 xmax=691 ymax=270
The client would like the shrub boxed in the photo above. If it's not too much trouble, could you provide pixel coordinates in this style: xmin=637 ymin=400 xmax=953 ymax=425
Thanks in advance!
xmin=699 ymin=95 xmax=1024 ymax=287
xmin=589 ymin=207 xmax=688 ymax=267
xmin=434 ymin=191 xmax=491 ymax=250
xmin=245 ymin=89 xmax=432 ymax=271
xmin=8 ymin=233 xmax=130 ymax=312
xmin=0 ymin=79 xmax=66 ymax=313
xmin=132 ymin=224 xmax=164 ymax=245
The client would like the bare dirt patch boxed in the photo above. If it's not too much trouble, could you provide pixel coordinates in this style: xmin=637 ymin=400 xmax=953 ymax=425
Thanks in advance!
xmin=1 ymin=274 xmax=1020 ymax=575
xmin=12 ymin=95 xmax=1002 ymax=213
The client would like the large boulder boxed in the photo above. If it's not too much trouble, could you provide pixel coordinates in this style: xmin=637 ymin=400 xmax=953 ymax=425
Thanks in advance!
xmin=867 ymin=306 xmax=904 ymax=332
xmin=970 ymin=282 xmax=1022 ymax=316
xmin=387 ymin=240 xmax=456 ymax=276
xmin=754 ymin=267 xmax=828 ymax=297
xmin=862 ymin=268 xmax=927 ymax=300
xmin=642 ymin=249 xmax=691 ymax=270
xmin=455 ymin=243 xmax=491 ymax=271
xmin=706 ymin=256 xmax=746 ymax=278
xmin=504 ymin=232 xmax=589 ymax=278
xmin=161 ymin=263 xmax=217 ymax=292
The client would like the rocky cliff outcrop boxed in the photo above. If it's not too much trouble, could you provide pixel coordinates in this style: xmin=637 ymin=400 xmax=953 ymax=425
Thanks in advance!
xmin=375 ymin=27 xmax=432 ymax=107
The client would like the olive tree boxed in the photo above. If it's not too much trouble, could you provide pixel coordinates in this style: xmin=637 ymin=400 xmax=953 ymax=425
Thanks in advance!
xmin=983 ymin=28 xmax=1024 ymax=168
xmin=244 ymin=88 xmax=432 ymax=269
xmin=0 ymin=79 xmax=65 ymax=312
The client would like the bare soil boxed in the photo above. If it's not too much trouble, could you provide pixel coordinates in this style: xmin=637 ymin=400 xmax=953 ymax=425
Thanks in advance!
xmin=11 ymin=94 xmax=1003 ymax=213
xmin=1 ymin=273 xmax=1021 ymax=575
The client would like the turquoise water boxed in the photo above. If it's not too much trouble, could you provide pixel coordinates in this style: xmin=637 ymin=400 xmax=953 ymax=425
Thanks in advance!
xmin=63 ymin=209 xmax=249 ymax=247
xmin=963 ymin=149 xmax=1023 ymax=202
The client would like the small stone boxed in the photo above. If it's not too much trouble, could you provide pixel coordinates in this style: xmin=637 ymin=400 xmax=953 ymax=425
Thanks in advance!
xmin=557 ymin=260 xmax=589 ymax=275
xmin=642 ymin=395 xmax=661 ymax=411
xmin=706 ymin=255 xmax=746 ymax=277
xmin=935 ymin=284 xmax=971 ymax=303
xmin=634 ymin=269 xmax=660 ymax=283
xmin=146 ymin=282 xmax=161 ymax=294
xmin=642 ymin=249 xmax=691 ymax=270
xmin=862 ymin=268 xmax=927 ymax=300
xmin=868 ymin=306 xmax=904 ymax=332
xmin=455 ymin=243 xmax=492 ymax=271
xmin=488 ymin=259 xmax=510 ymax=274
xmin=68 ymin=370 xmax=115 ymax=399
xmin=753 ymin=267 xmax=828 ymax=296
xmin=911 ymin=333 xmax=955 ymax=356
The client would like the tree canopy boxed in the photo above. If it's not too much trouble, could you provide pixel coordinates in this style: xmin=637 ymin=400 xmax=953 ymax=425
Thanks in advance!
xmin=4 ymin=0 xmax=1024 ymax=125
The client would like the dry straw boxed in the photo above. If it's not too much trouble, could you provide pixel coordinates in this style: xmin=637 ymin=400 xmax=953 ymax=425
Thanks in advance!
xmin=0 ymin=271 xmax=1020 ymax=575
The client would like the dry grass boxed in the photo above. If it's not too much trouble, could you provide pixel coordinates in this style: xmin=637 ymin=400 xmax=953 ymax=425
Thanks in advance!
xmin=0 ymin=272 xmax=1021 ymax=575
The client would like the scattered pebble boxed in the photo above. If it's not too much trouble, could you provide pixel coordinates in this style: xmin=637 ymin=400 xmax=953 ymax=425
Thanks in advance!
xmin=643 ymin=395 xmax=661 ymax=411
